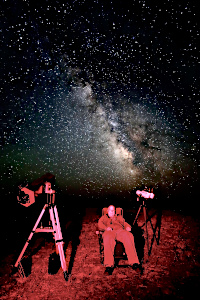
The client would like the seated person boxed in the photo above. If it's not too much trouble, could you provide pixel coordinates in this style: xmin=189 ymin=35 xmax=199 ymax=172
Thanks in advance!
xmin=98 ymin=205 xmax=142 ymax=275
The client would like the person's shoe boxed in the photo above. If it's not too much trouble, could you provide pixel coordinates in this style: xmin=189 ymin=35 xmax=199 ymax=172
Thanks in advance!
xmin=104 ymin=267 xmax=114 ymax=275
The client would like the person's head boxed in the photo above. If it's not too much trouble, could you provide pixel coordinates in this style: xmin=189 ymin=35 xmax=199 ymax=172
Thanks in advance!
xmin=107 ymin=205 xmax=115 ymax=218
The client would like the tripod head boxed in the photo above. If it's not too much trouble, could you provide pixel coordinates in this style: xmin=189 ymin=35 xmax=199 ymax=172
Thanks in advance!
xmin=44 ymin=182 xmax=55 ymax=206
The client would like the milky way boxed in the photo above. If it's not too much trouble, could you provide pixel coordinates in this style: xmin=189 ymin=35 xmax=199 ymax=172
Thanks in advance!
xmin=1 ymin=77 xmax=197 ymax=198
xmin=1 ymin=1 xmax=199 ymax=200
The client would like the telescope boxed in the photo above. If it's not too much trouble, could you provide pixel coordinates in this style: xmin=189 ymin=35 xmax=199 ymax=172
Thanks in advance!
xmin=133 ymin=187 xmax=161 ymax=258
xmin=17 ymin=173 xmax=55 ymax=207
xmin=136 ymin=189 xmax=155 ymax=200
xmin=15 ymin=173 xmax=68 ymax=281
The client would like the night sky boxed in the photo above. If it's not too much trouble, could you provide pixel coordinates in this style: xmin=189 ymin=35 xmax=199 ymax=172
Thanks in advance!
xmin=1 ymin=0 xmax=200 ymax=206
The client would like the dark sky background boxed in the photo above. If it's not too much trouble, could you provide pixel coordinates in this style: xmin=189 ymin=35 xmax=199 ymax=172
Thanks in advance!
xmin=1 ymin=0 xmax=200 ymax=208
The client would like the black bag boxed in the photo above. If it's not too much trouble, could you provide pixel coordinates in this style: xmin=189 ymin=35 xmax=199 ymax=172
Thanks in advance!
xmin=48 ymin=252 xmax=60 ymax=275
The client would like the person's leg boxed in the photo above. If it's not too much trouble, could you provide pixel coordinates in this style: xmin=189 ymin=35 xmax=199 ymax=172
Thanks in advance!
xmin=103 ymin=231 xmax=116 ymax=267
xmin=116 ymin=230 xmax=139 ymax=265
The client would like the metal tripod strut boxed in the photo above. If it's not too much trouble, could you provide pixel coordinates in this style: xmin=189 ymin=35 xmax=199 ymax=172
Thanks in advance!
xmin=133 ymin=200 xmax=150 ymax=255
xmin=133 ymin=197 xmax=160 ymax=257
xmin=14 ymin=204 xmax=48 ymax=268
xmin=14 ymin=198 xmax=68 ymax=280
xmin=49 ymin=204 xmax=67 ymax=276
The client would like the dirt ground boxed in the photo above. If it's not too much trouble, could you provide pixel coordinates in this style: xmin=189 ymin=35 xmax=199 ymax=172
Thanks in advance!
xmin=1 ymin=207 xmax=200 ymax=299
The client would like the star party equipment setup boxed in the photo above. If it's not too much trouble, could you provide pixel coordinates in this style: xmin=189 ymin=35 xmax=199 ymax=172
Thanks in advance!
xmin=15 ymin=173 xmax=68 ymax=281
xmin=133 ymin=187 xmax=160 ymax=257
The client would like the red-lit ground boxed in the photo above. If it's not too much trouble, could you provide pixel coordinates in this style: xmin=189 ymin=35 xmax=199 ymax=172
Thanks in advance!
xmin=1 ymin=208 xmax=200 ymax=299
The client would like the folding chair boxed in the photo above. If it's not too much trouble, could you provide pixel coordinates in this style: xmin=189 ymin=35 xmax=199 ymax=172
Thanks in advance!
xmin=96 ymin=207 xmax=127 ymax=265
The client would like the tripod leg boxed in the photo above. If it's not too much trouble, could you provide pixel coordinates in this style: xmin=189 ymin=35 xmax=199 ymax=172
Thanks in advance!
xmin=148 ymin=218 xmax=159 ymax=245
xmin=145 ymin=209 xmax=160 ymax=245
xmin=53 ymin=206 xmax=68 ymax=279
xmin=53 ymin=206 xmax=64 ymax=246
xmin=49 ymin=206 xmax=68 ymax=280
xmin=49 ymin=206 xmax=58 ymax=248
xmin=15 ymin=204 xmax=48 ymax=268
xmin=133 ymin=204 xmax=142 ymax=226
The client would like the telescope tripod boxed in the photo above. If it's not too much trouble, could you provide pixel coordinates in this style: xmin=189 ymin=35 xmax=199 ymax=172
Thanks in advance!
xmin=14 ymin=192 xmax=68 ymax=281
xmin=133 ymin=199 xmax=159 ymax=257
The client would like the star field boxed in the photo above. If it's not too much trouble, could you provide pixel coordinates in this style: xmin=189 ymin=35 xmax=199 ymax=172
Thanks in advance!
xmin=1 ymin=0 xmax=199 ymax=201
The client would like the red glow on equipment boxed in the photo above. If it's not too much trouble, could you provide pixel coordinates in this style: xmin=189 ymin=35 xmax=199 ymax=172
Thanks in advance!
xmin=17 ymin=173 xmax=55 ymax=207
xmin=17 ymin=187 xmax=35 ymax=207
xmin=14 ymin=174 xmax=68 ymax=281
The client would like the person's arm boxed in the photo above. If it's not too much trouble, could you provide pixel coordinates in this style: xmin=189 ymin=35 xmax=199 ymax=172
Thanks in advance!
xmin=118 ymin=216 xmax=132 ymax=231
xmin=98 ymin=215 xmax=108 ymax=231
xmin=124 ymin=220 xmax=132 ymax=231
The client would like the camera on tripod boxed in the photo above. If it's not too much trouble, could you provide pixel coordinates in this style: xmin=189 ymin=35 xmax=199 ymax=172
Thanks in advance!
xmin=136 ymin=187 xmax=154 ymax=201
xmin=133 ymin=186 xmax=157 ymax=257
